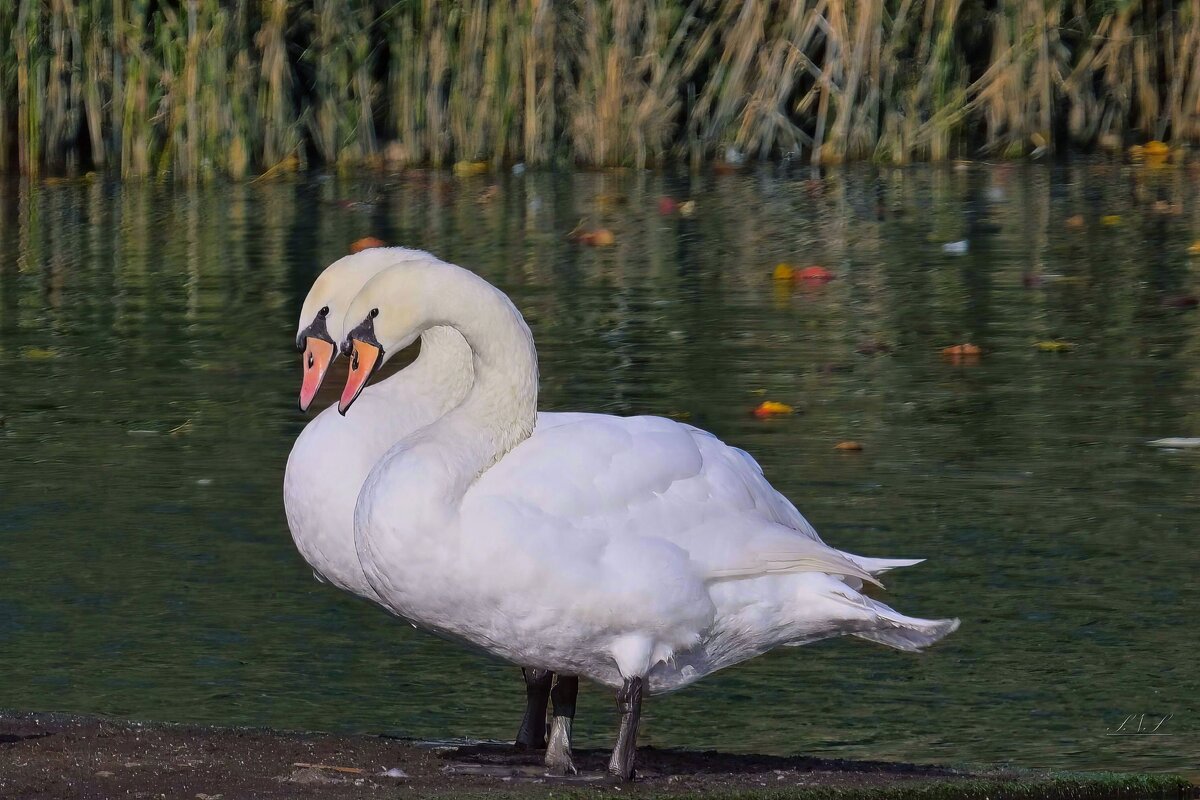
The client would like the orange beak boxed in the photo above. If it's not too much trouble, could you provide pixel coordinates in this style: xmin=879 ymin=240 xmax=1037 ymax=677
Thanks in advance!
xmin=299 ymin=337 xmax=336 ymax=411
xmin=339 ymin=339 xmax=383 ymax=415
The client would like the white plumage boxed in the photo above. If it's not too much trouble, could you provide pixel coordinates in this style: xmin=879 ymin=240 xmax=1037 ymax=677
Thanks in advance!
xmin=335 ymin=259 xmax=958 ymax=779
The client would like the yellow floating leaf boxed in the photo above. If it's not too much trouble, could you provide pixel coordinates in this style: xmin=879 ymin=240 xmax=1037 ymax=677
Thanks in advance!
xmin=452 ymin=160 xmax=489 ymax=177
xmin=21 ymin=347 xmax=58 ymax=360
xmin=1188 ymin=241 xmax=1200 ymax=256
xmin=773 ymin=263 xmax=794 ymax=281
xmin=1034 ymin=340 xmax=1074 ymax=352
xmin=1100 ymin=215 xmax=1122 ymax=226
xmin=1144 ymin=140 xmax=1170 ymax=157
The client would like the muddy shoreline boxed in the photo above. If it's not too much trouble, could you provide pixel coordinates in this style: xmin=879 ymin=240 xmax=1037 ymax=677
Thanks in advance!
xmin=1 ymin=711 xmax=1193 ymax=799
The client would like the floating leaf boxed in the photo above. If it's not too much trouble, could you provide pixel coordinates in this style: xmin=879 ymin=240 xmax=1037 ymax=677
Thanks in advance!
xmin=1034 ymin=340 xmax=1074 ymax=352
xmin=941 ymin=343 xmax=981 ymax=364
xmin=1065 ymin=215 xmax=1086 ymax=230
xmin=1147 ymin=438 xmax=1200 ymax=448
xmin=834 ymin=441 xmax=864 ymax=451
xmin=772 ymin=263 xmax=794 ymax=281
xmin=752 ymin=401 xmax=793 ymax=418
xmin=1161 ymin=295 xmax=1198 ymax=309
xmin=942 ymin=240 xmax=969 ymax=255
xmin=585 ymin=228 xmax=615 ymax=246
xmin=1187 ymin=241 xmax=1200 ymax=256
xmin=1144 ymin=140 xmax=1170 ymax=157
xmin=350 ymin=236 xmax=386 ymax=254
xmin=657 ymin=196 xmax=678 ymax=215
xmin=452 ymin=160 xmax=489 ymax=177
xmin=1100 ymin=215 xmax=1122 ymax=226
xmin=795 ymin=265 xmax=834 ymax=283
xmin=566 ymin=223 xmax=615 ymax=246
xmin=679 ymin=200 xmax=696 ymax=217
xmin=21 ymin=347 xmax=58 ymax=360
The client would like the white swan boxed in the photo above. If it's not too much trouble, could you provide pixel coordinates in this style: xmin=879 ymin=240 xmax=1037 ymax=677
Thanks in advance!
xmin=339 ymin=260 xmax=960 ymax=780
xmin=283 ymin=247 xmax=576 ymax=754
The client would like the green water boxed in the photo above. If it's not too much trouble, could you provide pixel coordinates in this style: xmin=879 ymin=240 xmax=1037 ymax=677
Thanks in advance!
xmin=0 ymin=166 xmax=1196 ymax=776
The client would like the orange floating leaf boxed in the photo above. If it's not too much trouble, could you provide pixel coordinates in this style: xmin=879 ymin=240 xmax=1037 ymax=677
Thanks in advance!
xmin=1187 ymin=241 xmax=1200 ymax=256
xmin=1065 ymin=215 xmax=1085 ymax=230
xmin=586 ymin=228 xmax=616 ymax=246
xmin=834 ymin=441 xmax=864 ymax=451
xmin=752 ymin=401 xmax=794 ymax=418
xmin=941 ymin=343 xmax=982 ymax=364
xmin=350 ymin=236 xmax=386 ymax=254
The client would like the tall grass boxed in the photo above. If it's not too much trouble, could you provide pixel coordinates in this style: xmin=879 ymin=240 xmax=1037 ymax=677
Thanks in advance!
xmin=3 ymin=0 xmax=1200 ymax=179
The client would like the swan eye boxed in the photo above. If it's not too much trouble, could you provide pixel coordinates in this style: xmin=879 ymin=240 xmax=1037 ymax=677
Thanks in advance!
xmin=370 ymin=308 xmax=379 ymax=318
xmin=307 ymin=352 xmax=314 ymax=368
xmin=319 ymin=306 xmax=330 ymax=317
xmin=351 ymin=350 xmax=360 ymax=370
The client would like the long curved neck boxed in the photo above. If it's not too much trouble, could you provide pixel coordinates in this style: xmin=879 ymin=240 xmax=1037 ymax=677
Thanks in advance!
xmin=366 ymin=324 xmax=473 ymax=406
xmin=432 ymin=274 xmax=538 ymax=464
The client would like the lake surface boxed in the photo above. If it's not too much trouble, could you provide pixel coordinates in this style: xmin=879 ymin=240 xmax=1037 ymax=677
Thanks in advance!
xmin=0 ymin=164 xmax=1196 ymax=776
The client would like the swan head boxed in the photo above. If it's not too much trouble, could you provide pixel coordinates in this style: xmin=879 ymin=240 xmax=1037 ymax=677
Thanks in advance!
xmin=337 ymin=263 xmax=438 ymax=415
xmin=295 ymin=247 xmax=436 ymax=411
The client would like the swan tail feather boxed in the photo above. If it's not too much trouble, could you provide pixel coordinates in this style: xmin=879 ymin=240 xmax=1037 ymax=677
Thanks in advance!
xmin=847 ymin=556 xmax=925 ymax=576
xmin=707 ymin=546 xmax=882 ymax=588
xmin=852 ymin=598 xmax=960 ymax=652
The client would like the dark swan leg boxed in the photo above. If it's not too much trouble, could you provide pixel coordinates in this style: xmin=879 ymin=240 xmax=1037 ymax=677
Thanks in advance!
xmin=515 ymin=668 xmax=553 ymax=750
xmin=607 ymin=676 xmax=643 ymax=780
xmin=545 ymin=675 xmax=579 ymax=774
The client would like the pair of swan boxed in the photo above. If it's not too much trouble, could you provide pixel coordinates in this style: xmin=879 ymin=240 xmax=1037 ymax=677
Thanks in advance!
xmin=285 ymin=248 xmax=959 ymax=780
xmin=284 ymin=248 xmax=574 ymax=755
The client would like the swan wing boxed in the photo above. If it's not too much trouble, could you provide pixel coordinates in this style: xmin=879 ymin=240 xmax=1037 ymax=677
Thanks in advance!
xmin=465 ymin=414 xmax=882 ymax=586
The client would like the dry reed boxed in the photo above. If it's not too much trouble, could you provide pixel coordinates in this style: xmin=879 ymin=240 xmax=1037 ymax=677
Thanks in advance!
xmin=1 ymin=0 xmax=1199 ymax=179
